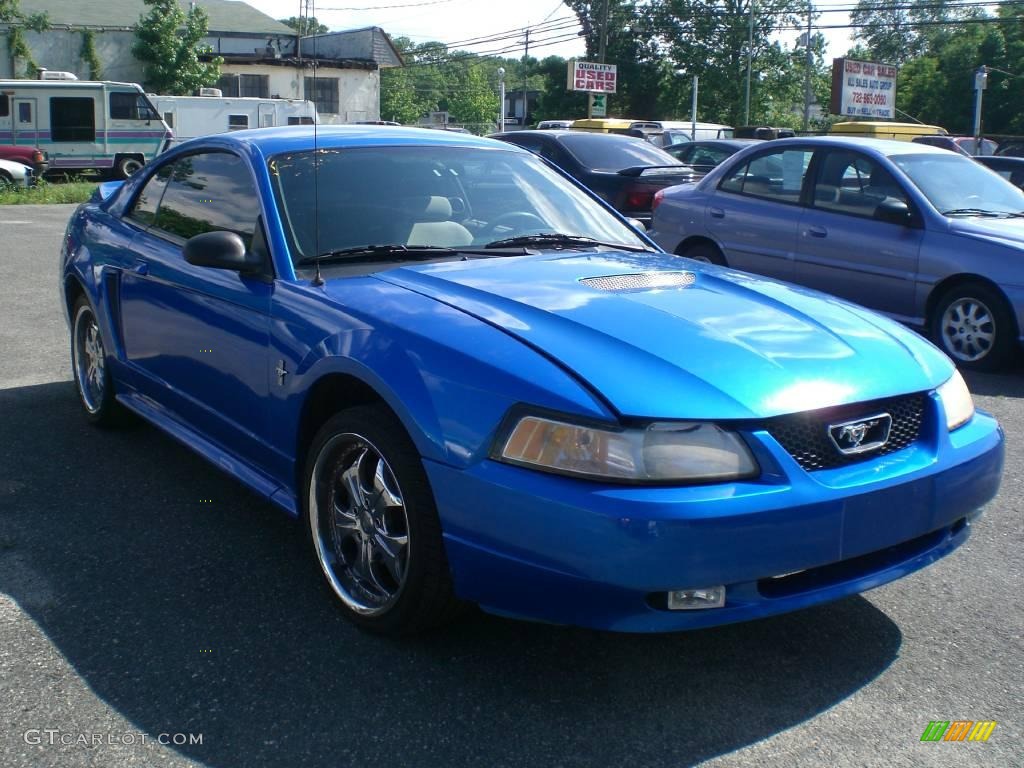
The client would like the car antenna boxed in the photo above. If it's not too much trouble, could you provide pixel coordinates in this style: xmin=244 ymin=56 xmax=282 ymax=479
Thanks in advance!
xmin=310 ymin=0 xmax=324 ymax=287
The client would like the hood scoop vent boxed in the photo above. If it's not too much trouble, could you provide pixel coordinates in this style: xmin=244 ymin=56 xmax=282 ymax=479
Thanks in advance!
xmin=580 ymin=271 xmax=696 ymax=293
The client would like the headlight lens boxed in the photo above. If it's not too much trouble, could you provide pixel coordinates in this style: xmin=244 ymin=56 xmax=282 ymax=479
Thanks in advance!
xmin=494 ymin=414 xmax=758 ymax=483
xmin=937 ymin=370 xmax=974 ymax=431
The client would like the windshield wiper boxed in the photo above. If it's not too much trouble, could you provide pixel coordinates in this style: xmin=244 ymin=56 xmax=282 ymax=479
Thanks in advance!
xmin=941 ymin=208 xmax=1017 ymax=218
xmin=484 ymin=232 xmax=650 ymax=252
xmin=297 ymin=244 xmax=460 ymax=266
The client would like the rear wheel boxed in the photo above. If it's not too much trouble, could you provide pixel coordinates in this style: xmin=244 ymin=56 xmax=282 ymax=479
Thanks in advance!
xmin=680 ymin=241 xmax=726 ymax=266
xmin=0 ymin=170 xmax=13 ymax=188
xmin=930 ymin=282 xmax=1016 ymax=372
xmin=304 ymin=405 xmax=465 ymax=635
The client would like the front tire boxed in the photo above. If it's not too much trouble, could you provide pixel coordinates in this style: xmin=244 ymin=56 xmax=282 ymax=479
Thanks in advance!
xmin=70 ymin=297 xmax=124 ymax=426
xmin=680 ymin=241 xmax=726 ymax=266
xmin=304 ymin=405 xmax=464 ymax=635
xmin=113 ymin=156 xmax=143 ymax=180
xmin=930 ymin=283 xmax=1016 ymax=372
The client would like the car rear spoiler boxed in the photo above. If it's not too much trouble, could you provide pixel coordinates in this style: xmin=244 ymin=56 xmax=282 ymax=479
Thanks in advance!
xmin=90 ymin=180 xmax=124 ymax=204
xmin=618 ymin=165 xmax=696 ymax=177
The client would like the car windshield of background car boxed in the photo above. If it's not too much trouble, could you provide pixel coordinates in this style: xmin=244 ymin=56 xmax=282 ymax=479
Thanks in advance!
xmin=891 ymin=153 xmax=1024 ymax=215
xmin=268 ymin=145 xmax=650 ymax=264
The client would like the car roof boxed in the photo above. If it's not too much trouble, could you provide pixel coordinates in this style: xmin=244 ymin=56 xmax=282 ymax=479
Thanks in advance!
xmin=757 ymin=135 xmax=952 ymax=157
xmin=183 ymin=125 xmax=520 ymax=156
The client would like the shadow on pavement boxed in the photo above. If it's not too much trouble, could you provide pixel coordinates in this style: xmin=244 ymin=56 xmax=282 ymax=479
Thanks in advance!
xmin=1 ymin=381 xmax=904 ymax=768
xmin=964 ymin=366 xmax=1024 ymax=399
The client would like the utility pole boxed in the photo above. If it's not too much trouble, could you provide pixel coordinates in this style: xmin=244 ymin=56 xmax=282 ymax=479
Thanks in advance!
xmin=802 ymin=1 xmax=812 ymax=132
xmin=521 ymin=28 xmax=530 ymax=127
xmin=599 ymin=0 xmax=609 ymax=63
xmin=744 ymin=0 xmax=754 ymax=126
xmin=691 ymin=75 xmax=699 ymax=140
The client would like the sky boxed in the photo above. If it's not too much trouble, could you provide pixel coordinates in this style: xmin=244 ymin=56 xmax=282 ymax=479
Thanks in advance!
xmin=243 ymin=0 xmax=857 ymax=63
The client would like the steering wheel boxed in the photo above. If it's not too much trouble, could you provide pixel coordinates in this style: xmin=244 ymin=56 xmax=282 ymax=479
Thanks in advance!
xmin=486 ymin=212 xmax=547 ymax=236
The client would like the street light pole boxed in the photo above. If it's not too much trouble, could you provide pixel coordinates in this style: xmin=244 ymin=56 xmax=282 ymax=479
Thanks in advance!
xmin=497 ymin=67 xmax=505 ymax=132
xmin=973 ymin=65 xmax=987 ymax=155
xmin=745 ymin=0 xmax=754 ymax=125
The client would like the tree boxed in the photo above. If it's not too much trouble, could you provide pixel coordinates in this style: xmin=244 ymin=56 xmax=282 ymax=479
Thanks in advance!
xmin=132 ymin=0 xmax=222 ymax=95
xmin=532 ymin=56 xmax=588 ymax=120
xmin=279 ymin=16 xmax=329 ymax=36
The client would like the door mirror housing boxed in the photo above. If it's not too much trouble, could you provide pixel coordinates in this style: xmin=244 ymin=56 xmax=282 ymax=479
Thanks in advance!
xmin=183 ymin=231 xmax=263 ymax=274
xmin=874 ymin=198 xmax=913 ymax=226
xmin=626 ymin=217 xmax=648 ymax=231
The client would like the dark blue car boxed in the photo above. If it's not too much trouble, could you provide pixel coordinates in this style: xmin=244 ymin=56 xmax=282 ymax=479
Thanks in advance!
xmin=62 ymin=126 xmax=1003 ymax=635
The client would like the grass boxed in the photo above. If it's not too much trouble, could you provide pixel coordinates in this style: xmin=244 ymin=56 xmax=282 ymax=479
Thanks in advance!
xmin=0 ymin=177 xmax=100 ymax=205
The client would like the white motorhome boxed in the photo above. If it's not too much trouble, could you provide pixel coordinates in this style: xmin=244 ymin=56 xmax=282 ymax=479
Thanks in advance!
xmin=0 ymin=78 xmax=171 ymax=178
xmin=151 ymin=93 xmax=318 ymax=145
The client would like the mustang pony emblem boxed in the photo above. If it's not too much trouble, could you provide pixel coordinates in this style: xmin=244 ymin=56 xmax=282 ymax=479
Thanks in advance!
xmin=828 ymin=413 xmax=893 ymax=456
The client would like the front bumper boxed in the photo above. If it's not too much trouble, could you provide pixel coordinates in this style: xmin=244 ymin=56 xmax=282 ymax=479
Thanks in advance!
xmin=427 ymin=401 xmax=1003 ymax=632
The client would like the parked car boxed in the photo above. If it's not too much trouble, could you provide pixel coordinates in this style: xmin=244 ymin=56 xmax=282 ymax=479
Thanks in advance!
xmin=631 ymin=120 xmax=734 ymax=141
xmin=829 ymin=121 xmax=947 ymax=142
xmin=663 ymin=139 xmax=761 ymax=177
xmin=0 ymin=157 xmax=34 ymax=188
xmin=536 ymin=119 xmax=574 ymax=129
xmin=975 ymin=155 xmax=1024 ymax=190
xmin=995 ymin=140 xmax=1024 ymax=158
xmin=0 ymin=144 xmax=48 ymax=177
xmin=734 ymin=126 xmax=796 ymax=140
xmin=650 ymin=136 xmax=1024 ymax=371
xmin=492 ymin=129 xmax=694 ymax=224
xmin=62 ymin=126 xmax=1003 ymax=635
xmin=912 ymin=135 xmax=999 ymax=156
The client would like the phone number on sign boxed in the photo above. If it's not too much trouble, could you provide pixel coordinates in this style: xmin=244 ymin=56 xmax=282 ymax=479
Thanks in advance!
xmin=851 ymin=92 xmax=890 ymax=105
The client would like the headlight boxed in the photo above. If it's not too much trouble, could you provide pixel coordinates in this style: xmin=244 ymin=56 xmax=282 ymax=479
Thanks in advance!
xmin=937 ymin=369 xmax=974 ymax=431
xmin=493 ymin=412 xmax=758 ymax=483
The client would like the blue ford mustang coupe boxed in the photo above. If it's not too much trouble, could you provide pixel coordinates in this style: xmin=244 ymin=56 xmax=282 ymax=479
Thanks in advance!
xmin=61 ymin=126 xmax=1004 ymax=635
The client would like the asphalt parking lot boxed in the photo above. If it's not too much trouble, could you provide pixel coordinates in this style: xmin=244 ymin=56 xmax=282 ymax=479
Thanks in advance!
xmin=1 ymin=204 xmax=1021 ymax=768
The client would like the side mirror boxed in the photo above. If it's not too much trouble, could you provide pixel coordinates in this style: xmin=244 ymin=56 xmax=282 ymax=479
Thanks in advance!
xmin=184 ymin=231 xmax=262 ymax=274
xmin=626 ymin=217 xmax=648 ymax=232
xmin=874 ymin=198 xmax=913 ymax=226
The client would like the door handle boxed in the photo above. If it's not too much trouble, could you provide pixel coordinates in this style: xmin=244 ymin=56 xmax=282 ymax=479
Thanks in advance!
xmin=131 ymin=260 xmax=149 ymax=276
xmin=806 ymin=226 xmax=827 ymax=238
xmin=709 ymin=207 xmax=725 ymax=219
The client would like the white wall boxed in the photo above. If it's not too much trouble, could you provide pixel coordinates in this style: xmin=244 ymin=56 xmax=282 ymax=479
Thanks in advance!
xmin=219 ymin=63 xmax=380 ymax=122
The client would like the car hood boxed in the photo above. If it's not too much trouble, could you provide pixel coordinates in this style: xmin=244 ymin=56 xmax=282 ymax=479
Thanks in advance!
xmin=947 ymin=215 xmax=1024 ymax=248
xmin=364 ymin=252 xmax=953 ymax=420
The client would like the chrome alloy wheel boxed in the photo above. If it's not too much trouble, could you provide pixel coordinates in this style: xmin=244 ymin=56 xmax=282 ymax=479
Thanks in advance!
xmin=73 ymin=305 xmax=106 ymax=413
xmin=941 ymin=297 xmax=996 ymax=363
xmin=309 ymin=434 xmax=411 ymax=615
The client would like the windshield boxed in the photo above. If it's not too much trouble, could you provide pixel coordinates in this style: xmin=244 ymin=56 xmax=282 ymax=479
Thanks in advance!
xmin=558 ymin=134 xmax=683 ymax=171
xmin=890 ymin=153 xmax=1024 ymax=214
xmin=268 ymin=145 xmax=650 ymax=265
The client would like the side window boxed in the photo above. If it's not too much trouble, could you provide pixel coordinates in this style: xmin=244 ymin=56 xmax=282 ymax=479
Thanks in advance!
xmin=109 ymin=92 xmax=158 ymax=121
xmin=228 ymin=114 xmax=248 ymax=131
xmin=719 ymin=148 xmax=813 ymax=204
xmin=18 ymin=102 xmax=32 ymax=123
xmin=163 ymin=112 xmax=174 ymax=128
xmin=152 ymin=152 xmax=261 ymax=248
xmin=50 ymin=97 xmax=96 ymax=142
xmin=128 ymin=164 xmax=173 ymax=227
xmin=812 ymin=150 xmax=910 ymax=219
xmin=287 ymin=116 xmax=314 ymax=126
xmin=0 ymin=94 xmax=8 ymax=118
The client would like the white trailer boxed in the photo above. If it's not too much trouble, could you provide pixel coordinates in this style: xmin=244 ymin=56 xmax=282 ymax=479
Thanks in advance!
xmin=151 ymin=94 xmax=318 ymax=145
xmin=0 ymin=78 xmax=171 ymax=177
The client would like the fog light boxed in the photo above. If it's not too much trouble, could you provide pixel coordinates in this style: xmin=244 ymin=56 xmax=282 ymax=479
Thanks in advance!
xmin=667 ymin=586 xmax=726 ymax=610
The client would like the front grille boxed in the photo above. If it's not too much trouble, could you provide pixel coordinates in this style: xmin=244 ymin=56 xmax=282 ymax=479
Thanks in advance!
xmin=763 ymin=393 xmax=927 ymax=471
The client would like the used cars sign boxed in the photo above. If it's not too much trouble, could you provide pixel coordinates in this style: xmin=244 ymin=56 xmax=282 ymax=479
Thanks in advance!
xmin=568 ymin=60 xmax=617 ymax=93
xmin=829 ymin=57 xmax=897 ymax=119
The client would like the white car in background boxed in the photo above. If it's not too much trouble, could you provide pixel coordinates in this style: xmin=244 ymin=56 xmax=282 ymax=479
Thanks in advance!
xmin=0 ymin=157 xmax=34 ymax=188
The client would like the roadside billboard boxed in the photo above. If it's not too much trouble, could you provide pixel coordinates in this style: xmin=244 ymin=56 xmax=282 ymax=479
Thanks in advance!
xmin=567 ymin=61 xmax=618 ymax=93
xmin=829 ymin=58 xmax=897 ymax=119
